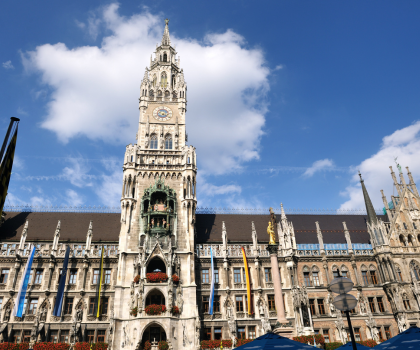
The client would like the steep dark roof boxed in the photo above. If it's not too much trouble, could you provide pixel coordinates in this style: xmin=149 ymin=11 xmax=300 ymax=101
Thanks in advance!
xmin=195 ymin=214 xmax=386 ymax=245
xmin=0 ymin=212 xmax=121 ymax=242
xmin=1 ymin=212 xmax=385 ymax=245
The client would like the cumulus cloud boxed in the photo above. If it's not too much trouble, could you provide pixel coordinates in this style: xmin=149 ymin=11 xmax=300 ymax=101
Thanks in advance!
xmin=303 ymin=159 xmax=335 ymax=178
xmin=340 ymin=121 xmax=420 ymax=210
xmin=65 ymin=189 xmax=84 ymax=206
xmin=22 ymin=3 xmax=269 ymax=175
xmin=2 ymin=60 xmax=14 ymax=69
xmin=94 ymin=159 xmax=123 ymax=206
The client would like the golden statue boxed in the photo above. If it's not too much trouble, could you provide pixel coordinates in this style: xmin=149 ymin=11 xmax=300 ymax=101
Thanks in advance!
xmin=267 ymin=221 xmax=276 ymax=245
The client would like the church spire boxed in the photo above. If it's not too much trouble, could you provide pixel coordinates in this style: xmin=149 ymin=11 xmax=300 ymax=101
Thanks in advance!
xmin=359 ymin=172 xmax=378 ymax=225
xmin=161 ymin=18 xmax=171 ymax=46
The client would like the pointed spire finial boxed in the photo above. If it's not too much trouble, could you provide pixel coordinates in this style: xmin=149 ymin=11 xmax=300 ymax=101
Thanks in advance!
xmin=280 ymin=203 xmax=286 ymax=220
xmin=161 ymin=18 xmax=171 ymax=46
xmin=359 ymin=172 xmax=378 ymax=225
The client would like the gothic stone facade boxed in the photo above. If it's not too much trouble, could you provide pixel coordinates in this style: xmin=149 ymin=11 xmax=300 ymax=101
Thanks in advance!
xmin=1 ymin=20 xmax=420 ymax=350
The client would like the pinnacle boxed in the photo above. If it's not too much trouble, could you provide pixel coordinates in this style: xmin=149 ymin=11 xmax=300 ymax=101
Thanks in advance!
xmin=359 ymin=172 xmax=378 ymax=225
xmin=161 ymin=18 xmax=171 ymax=46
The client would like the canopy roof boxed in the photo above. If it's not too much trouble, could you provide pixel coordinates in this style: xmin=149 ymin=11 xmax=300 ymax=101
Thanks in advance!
xmin=376 ymin=326 xmax=420 ymax=349
xmin=234 ymin=332 xmax=318 ymax=350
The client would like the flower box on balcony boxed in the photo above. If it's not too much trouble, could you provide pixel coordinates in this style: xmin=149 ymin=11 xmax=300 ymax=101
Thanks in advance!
xmin=145 ymin=304 xmax=166 ymax=315
xmin=146 ymin=272 xmax=168 ymax=283
xmin=171 ymin=306 xmax=180 ymax=315
xmin=172 ymin=274 xmax=179 ymax=283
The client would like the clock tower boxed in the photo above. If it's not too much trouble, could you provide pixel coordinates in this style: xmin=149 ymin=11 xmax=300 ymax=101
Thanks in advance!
xmin=114 ymin=19 xmax=198 ymax=350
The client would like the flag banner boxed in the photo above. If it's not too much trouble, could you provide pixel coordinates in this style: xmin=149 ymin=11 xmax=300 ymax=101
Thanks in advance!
xmin=241 ymin=247 xmax=252 ymax=315
xmin=14 ymin=244 xmax=36 ymax=317
xmin=0 ymin=125 xmax=18 ymax=216
xmin=94 ymin=247 xmax=105 ymax=318
xmin=209 ymin=247 xmax=215 ymax=315
xmin=53 ymin=246 xmax=70 ymax=317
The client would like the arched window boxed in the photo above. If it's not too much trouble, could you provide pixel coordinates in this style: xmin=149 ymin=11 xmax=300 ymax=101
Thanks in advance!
xmin=303 ymin=266 xmax=311 ymax=287
xmin=332 ymin=266 xmax=340 ymax=279
xmin=400 ymin=234 xmax=406 ymax=246
xmin=312 ymin=266 xmax=320 ymax=286
xmin=161 ymin=73 xmax=167 ymax=88
xmin=165 ymin=90 xmax=170 ymax=98
xmin=150 ymin=134 xmax=158 ymax=149
xmin=165 ymin=134 xmax=172 ymax=149
xmin=369 ymin=265 xmax=378 ymax=285
xmin=163 ymin=53 xmax=167 ymax=62
xmin=412 ymin=263 xmax=420 ymax=280
xmin=152 ymin=75 xmax=157 ymax=87
xmin=408 ymin=235 xmax=414 ymax=246
xmin=172 ymin=74 xmax=176 ymax=87
xmin=341 ymin=265 xmax=350 ymax=280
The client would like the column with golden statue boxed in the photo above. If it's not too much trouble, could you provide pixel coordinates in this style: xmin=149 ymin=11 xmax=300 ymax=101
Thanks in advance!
xmin=266 ymin=208 xmax=294 ymax=338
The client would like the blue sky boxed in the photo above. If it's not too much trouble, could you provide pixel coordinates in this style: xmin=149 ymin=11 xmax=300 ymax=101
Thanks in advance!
xmin=1 ymin=1 xmax=420 ymax=212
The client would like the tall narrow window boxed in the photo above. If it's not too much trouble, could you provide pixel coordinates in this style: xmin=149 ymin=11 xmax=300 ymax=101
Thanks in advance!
xmin=60 ymin=330 xmax=70 ymax=343
xmin=354 ymin=328 xmax=361 ymax=341
xmin=317 ymin=299 xmax=326 ymax=315
xmin=23 ymin=330 xmax=31 ymax=343
xmin=165 ymin=135 xmax=172 ymax=149
xmin=248 ymin=326 xmax=256 ymax=339
xmin=163 ymin=53 xmax=167 ymax=62
xmin=0 ymin=269 xmax=9 ymax=284
xmin=161 ymin=73 xmax=167 ymax=88
xmin=214 ymin=269 xmax=219 ymax=284
xmin=214 ymin=295 xmax=220 ymax=312
xmin=150 ymin=134 xmax=158 ymax=149
xmin=313 ymin=272 xmax=320 ymax=286
xmin=370 ymin=270 xmax=378 ymax=285
xmin=265 ymin=268 xmax=272 ymax=282
xmin=333 ymin=269 xmax=340 ymax=278
xmin=309 ymin=299 xmax=316 ymax=315
xmin=384 ymin=326 xmax=391 ymax=339
xmin=214 ymin=328 xmax=222 ymax=340
xmin=403 ymin=295 xmax=411 ymax=310
xmin=28 ymin=298 xmax=38 ymax=315
xmin=93 ymin=269 xmax=100 ymax=284
xmin=152 ymin=75 xmax=157 ymax=87
xmin=368 ymin=297 xmax=376 ymax=313
xmin=87 ymin=330 xmax=95 ymax=343
xmin=203 ymin=328 xmax=211 ymax=341
xmin=303 ymin=272 xmax=311 ymax=286
xmin=236 ymin=296 xmax=244 ymax=312
xmin=238 ymin=327 xmax=246 ymax=339
xmin=268 ymin=295 xmax=275 ymax=310
xmin=323 ymin=330 xmax=330 ymax=343
xmin=234 ymin=268 xmax=241 ymax=283
xmin=34 ymin=270 xmax=43 ymax=284
xmin=377 ymin=297 xmax=385 ymax=312
xmin=50 ymin=330 xmax=59 ymax=343
xmin=396 ymin=268 xmax=403 ymax=281
xmin=362 ymin=270 xmax=369 ymax=285
xmin=69 ymin=270 xmax=77 ymax=285
xmin=104 ymin=269 xmax=111 ymax=284
xmin=97 ymin=330 xmax=106 ymax=342
xmin=202 ymin=269 xmax=209 ymax=283
xmin=64 ymin=298 xmax=74 ymax=315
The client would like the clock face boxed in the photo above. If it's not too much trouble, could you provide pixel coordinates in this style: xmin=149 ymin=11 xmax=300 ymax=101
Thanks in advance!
xmin=153 ymin=106 xmax=173 ymax=121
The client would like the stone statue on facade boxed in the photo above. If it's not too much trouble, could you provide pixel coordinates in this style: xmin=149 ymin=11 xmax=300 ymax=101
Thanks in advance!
xmin=335 ymin=316 xmax=346 ymax=344
xmin=4 ymin=307 xmax=10 ymax=322
xmin=397 ymin=313 xmax=408 ymax=333
xmin=261 ymin=315 xmax=272 ymax=334
xmin=176 ymin=284 xmax=184 ymax=312
xmin=182 ymin=321 xmax=188 ymax=347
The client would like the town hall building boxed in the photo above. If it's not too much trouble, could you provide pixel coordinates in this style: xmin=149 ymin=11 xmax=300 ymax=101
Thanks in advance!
xmin=1 ymin=20 xmax=420 ymax=350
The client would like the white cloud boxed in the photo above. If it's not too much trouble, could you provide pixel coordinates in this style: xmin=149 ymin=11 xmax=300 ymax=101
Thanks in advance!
xmin=17 ymin=107 xmax=28 ymax=116
xmin=22 ymin=3 xmax=269 ymax=176
xmin=94 ymin=159 xmax=123 ymax=206
xmin=340 ymin=121 xmax=420 ymax=210
xmin=65 ymin=189 xmax=84 ymax=206
xmin=303 ymin=159 xmax=335 ymax=178
xmin=274 ymin=64 xmax=284 ymax=70
xmin=2 ymin=60 xmax=14 ymax=69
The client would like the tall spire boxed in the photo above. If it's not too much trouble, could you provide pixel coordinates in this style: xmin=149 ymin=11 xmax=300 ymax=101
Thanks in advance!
xmin=359 ymin=172 xmax=378 ymax=224
xmin=161 ymin=18 xmax=171 ymax=46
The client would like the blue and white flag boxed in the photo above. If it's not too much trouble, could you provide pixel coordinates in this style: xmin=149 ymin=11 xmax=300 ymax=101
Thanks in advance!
xmin=53 ymin=246 xmax=70 ymax=317
xmin=14 ymin=244 xmax=36 ymax=317
xmin=209 ymin=247 xmax=215 ymax=315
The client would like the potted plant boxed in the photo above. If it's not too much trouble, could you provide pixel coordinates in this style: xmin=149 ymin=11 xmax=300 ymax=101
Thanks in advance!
xmin=134 ymin=275 xmax=140 ymax=284
xmin=130 ymin=306 xmax=138 ymax=316
xmin=171 ymin=306 xmax=180 ymax=315
xmin=172 ymin=274 xmax=179 ymax=283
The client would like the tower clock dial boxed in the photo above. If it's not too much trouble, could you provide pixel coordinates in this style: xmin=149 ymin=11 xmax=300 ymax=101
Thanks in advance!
xmin=153 ymin=106 xmax=173 ymax=121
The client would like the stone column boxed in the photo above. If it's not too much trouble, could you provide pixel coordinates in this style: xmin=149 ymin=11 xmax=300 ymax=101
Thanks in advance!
xmin=351 ymin=262 xmax=360 ymax=286
xmin=267 ymin=245 xmax=287 ymax=323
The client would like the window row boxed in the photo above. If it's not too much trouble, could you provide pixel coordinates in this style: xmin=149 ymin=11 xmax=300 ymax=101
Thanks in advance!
xmin=10 ymin=329 xmax=106 ymax=344
xmin=0 ymin=268 xmax=112 ymax=286
xmin=201 ymin=267 xmax=275 ymax=285
xmin=4 ymin=296 xmax=110 ymax=317
xmin=201 ymin=294 xmax=279 ymax=314
xmin=149 ymin=135 xmax=173 ymax=150
xmin=302 ymin=268 xmax=379 ymax=287
xmin=203 ymin=326 xmax=256 ymax=340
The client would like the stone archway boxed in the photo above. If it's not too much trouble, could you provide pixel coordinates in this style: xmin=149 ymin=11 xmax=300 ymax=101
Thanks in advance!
xmin=136 ymin=322 xmax=167 ymax=350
